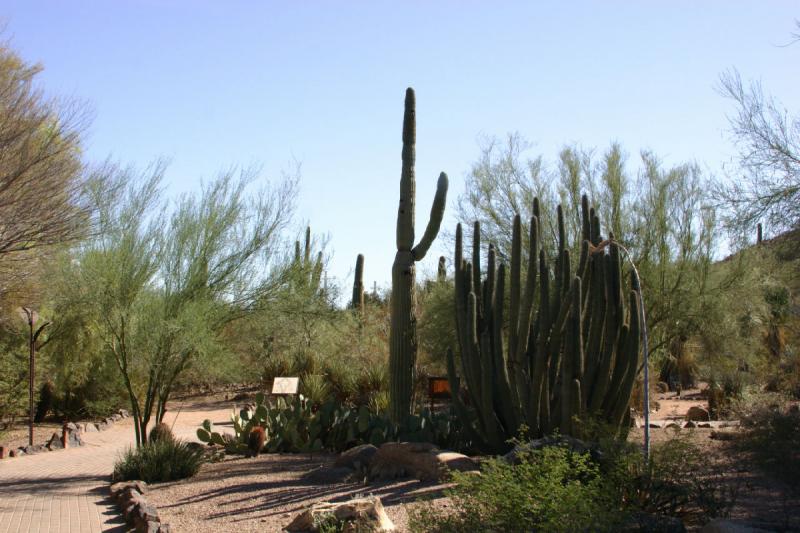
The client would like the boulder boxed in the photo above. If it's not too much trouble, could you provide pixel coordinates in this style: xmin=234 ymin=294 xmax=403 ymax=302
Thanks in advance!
xmin=664 ymin=421 xmax=682 ymax=429
xmin=68 ymin=430 xmax=83 ymax=447
xmin=118 ymin=409 xmax=130 ymax=418
xmin=110 ymin=414 xmax=122 ymax=422
xmin=684 ymin=421 xmax=697 ymax=428
xmin=85 ymin=423 xmax=99 ymax=432
xmin=369 ymin=442 xmax=479 ymax=481
xmin=335 ymin=444 xmax=378 ymax=471
xmin=13 ymin=448 xmax=25 ymax=457
xmin=656 ymin=381 xmax=670 ymax=394
xmin=65 ymin=422 xmax=78 ymax=432
xmin=686 ymin=406 xmax=710 ymax=422
xmin=285 ymin=496 xmax=395 ymax=532
xmin=46 ymin=432 xmax=64 ymax=450
xmin=97 ymin=421 xmax=111 ymax=431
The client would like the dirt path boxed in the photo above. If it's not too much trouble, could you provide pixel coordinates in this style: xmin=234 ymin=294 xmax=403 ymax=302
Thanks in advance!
xmin=0 ymin=399 xmax=234 ymax=533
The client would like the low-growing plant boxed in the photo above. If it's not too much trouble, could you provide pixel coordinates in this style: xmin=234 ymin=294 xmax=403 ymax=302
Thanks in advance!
xmin=409 ymin=444 xmax=623 ymax=532
xmin=112 ymin=439 xmax=205 ymax=483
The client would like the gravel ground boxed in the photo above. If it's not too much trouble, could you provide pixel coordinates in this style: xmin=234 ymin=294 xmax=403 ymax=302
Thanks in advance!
xmin=146 ymin=452 xmax=450 ymax=532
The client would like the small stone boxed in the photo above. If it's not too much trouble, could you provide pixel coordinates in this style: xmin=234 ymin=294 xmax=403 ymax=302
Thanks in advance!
xmin=14 ymin=448 xmax=25 ymax=456
xmin=110 ymin=480 xmax=148 ymax=498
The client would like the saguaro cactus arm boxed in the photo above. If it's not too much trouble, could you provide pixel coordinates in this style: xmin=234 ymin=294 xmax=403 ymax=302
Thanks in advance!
xmin=411 ymin=172 xmax=449 ymax=260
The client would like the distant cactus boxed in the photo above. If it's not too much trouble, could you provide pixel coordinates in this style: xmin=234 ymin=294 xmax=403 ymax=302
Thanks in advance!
xmin=149 ymin=422 xmax=175 ymax=444
xmin=247 ymin=426 xmax=266 ymax=457
xmin=352 ymin=254 xmax=365 ymax=311
xmin=447 ymin=195 xmax=642 ymax=452
xmin=294 ymin=226 xmax=323 ymax=290
xmin=389 ymin=88 xmax=449 ymax=424
xmin=437 ymin=256 xmax=447 ymax=281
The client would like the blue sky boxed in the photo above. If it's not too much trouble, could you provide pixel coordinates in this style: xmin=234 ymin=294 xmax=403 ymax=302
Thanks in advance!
xmin=3 ymin=2 xmax=798 ymax=298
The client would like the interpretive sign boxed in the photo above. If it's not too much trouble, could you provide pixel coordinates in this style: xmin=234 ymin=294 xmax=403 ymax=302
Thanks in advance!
xmin=271 ymin=377 xmax=299 ymax=395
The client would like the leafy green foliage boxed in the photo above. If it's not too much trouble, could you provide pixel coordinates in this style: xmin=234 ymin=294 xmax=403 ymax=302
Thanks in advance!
xmin=112 ymin=439 xmax=205 ymax=483
xmin=409 ymin=445 xmax=620 ymax=532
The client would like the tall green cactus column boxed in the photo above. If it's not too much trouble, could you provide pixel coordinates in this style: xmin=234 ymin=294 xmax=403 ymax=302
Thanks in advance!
xmin=389 ymin=88 xmax=449 ymax=424
xmin=352 ymin=253 xmax=365 ymax=311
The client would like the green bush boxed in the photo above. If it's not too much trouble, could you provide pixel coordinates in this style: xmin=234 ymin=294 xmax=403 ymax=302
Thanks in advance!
xmin=112 ymin=439 xmax=205 ymax=483
xmin=409 ymin=445 xmax=623 ymax=532
xmin=412 ymin=432 xmax=738 ymax=531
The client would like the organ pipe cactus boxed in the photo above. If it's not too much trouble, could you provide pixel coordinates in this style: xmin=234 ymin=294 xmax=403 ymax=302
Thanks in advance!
xmin=389 ymin=88 xmax=449 ymax=424
xmin=447 ymin=196 xmax=641 ymax=452
xmin=352 ymin=254 xmax=365 ymax=311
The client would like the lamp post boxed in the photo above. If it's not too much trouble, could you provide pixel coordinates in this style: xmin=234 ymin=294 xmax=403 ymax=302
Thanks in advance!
xmin=18 ymin=307 xmax=50 ymax=447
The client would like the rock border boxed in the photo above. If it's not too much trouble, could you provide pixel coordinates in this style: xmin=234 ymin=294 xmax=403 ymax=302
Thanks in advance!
xmin=0 ymin=408 xmax=130 ymax=459
xmin=109 ymin=480 xmax=171 ymax=533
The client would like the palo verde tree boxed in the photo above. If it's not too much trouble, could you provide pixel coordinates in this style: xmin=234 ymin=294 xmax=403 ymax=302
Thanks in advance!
xmin=0 ymin=40 xmax=91 ymax=304
xmin=456 ymin=135 xmax=719 ymax=369
xmin=716 ymin=67 xmax=800 ymax=237
xmin=74 ymin=161 xmax=297 ymax=446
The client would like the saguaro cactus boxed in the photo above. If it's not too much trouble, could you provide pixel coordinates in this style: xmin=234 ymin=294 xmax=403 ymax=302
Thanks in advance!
xmin=447 ymin=196 xmax=641 ymax=452
xmin=352 ymin=253 xmax=365 ymax=311
xmin=294 ymin=226 xmax=323 ymax=290
xmin=389 ymin=88 xmax=449 ymax=424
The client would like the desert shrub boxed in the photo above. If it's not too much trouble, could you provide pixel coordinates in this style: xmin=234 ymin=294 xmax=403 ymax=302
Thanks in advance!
xmin=112 ymin=439 xmax=205 ymax=482
xmin=148 ymin=422 xmax=175 ymax=444
xmin=611 ymin=435 xmax=738 ymax=523
xmin=409 ymin=445 xmax=622 ymax=532
xmin=412 ymin=431 xmax=737 ymax=531
xmin=737 ymin=397 xmax=800 ymax=493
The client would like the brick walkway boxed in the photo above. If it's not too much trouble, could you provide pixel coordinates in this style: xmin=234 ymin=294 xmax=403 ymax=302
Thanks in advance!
xmin=0 ymin=401 xmax=232 ymax=532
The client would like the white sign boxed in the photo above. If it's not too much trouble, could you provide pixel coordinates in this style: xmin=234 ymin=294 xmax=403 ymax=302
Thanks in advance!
xmin=271 ymin=377 xmax=299 ymax=395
